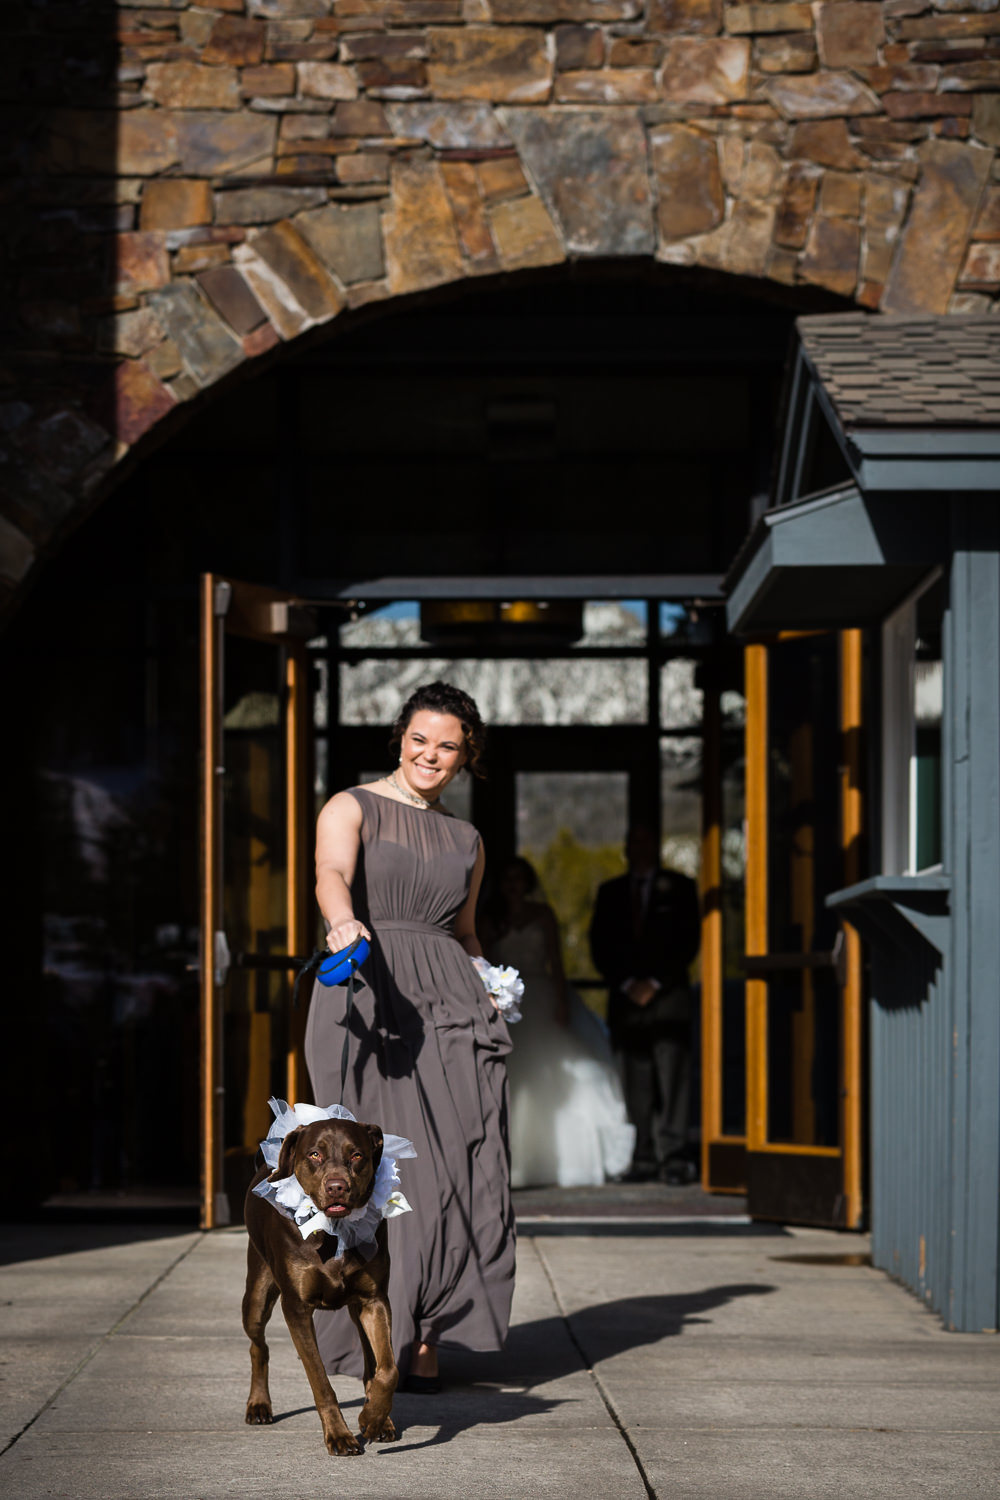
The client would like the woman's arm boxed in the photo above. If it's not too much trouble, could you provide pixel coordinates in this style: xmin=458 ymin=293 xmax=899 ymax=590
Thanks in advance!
xmin=315 ymin=791 xmax=371 ymax=952
xmin=539 ymin=902 xmax=570 ymax=1026
xmin=453 ymin=839 xmax=486 ymax=959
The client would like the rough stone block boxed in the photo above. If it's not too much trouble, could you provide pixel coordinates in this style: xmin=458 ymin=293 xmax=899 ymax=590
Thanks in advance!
xmin=710 ymin=196 xmax=776 ymax=274
xmin=145 ymin=62 xmax=241 ymax=109
xmin=249 ymin=0 xmax=329 ymax=14
xmin=789 ymin=118 xmax=862 ymax=168
xmin=100 ymin=305 xmax=166 ymax=357
xmin=502 ymin=107 xmax=655 ymax=255
xmin=337 ymin=152 xmax=391 ymax=183
xmin=972 ymin=94 xmax=1000 ymax=145
xmin=385 ymin=101 xmax=511 ymax=147
xmin=356 ymin=55 xmax=428 ymax=89
xmin=427 ymin=28 xmax=552 ymax=102
xmin=383 ymin=157 xmax=465 ymax=292
xmin=816 ymin=2 xmax=885 ymax=67
xmin=173 ymin=243 xmax=234 ymax=273
xmin=295 ymin=201 xmax=385 ymax=283
xmin=609 ymin=38 xmax=663 ymax=66
xmin=243 ymin=321 xmax=281 ymax=357
xmin=661 ymin=38 xmax=751 ymax=104
xmin=883 ymin=137 xmax=993 ymax=311
xmin=298 ymin=62 xmax=359 ymax=99
xmin=477 ymin=155 xmax=530 ymax=202
xmin=111 ymin=358 xmax=177 ymax=446
xmin=241 ymin=63 xmax=296 ymax=95
xmin=726 ymin=3 xmax=813 ymax=33
xmin=648 ymin=0 xmax=721 ymax=35
xmin=118 ymin=109 xmax=181 ymax=175
xmin=340 ymin=34 xmax=429 ymax=61
xmin=775 ymin=159 xmax=822 ymax=245
xmin=250 ymin=220 xmax=346 ymax=318
xmin=329 ymin=100 xmax=391 ymax=135
xmin=146 ymin=338 xmax=183 ymax=379
xmin=765 ymin=70 xmax=881 ymax=117
xmin=204 ymin=17 xmax=267 ymax=66
xmin=972 ymin=186 xmax=1000 ymax=239
xmin=897 ymin=12 xmax=1000 ymax=38
xmin=197 ymin=264 xmax=268 ymax=334
xmin=489 ymin=192 xmax=565 ymax=268
xmin=959 ymin=240 xmax=1000 ymax=282
xmin=116 ymin=230 xmax=171 ymax=292
xmin=490 ymin=0 xmax=640 ymax=16
xmin=148 ymin=280 xmax=246 ymax=385
xmin=174 ymin=111 xmax=277 ymax=173
xmin=819 ymin=168 xmax=862 ymax=215
xmin=800 ymin=212 xmax=860 ymax=292
xmin=441 ymin=160 xmax=497 ymax=263
xmin=861 ymin=169 xmax=911 ymax=282
xmin=139 ymin=178 xmax=213 ymax=230
xmin=280 ymin=113 xmax=333 ymax=140
xmin=555 ymin=25 xmax=605 ymax=69
xmin=214 ymin=186 xmax=327 ymax=223
xmin=649 ymin=123 xmax=724 ymax=238
xmin=555 ymin=67 xmax=659 ymax=102
xmin=755 ymin=33 xmax=817 ymax=73
xmin=884 ymin=91 xmax=973 ymax=118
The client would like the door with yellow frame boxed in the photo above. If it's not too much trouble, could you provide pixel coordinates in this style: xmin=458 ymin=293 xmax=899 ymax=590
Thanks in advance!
xmin=199 ymin=575 xmax=316 ymax=1230
xmin=702 ymin=632 xmax=864 ymax=1227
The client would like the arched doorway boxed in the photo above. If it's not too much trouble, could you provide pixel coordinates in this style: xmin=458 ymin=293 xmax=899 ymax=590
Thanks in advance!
xmin=3 ymin=267 xmax=844 ymax=1219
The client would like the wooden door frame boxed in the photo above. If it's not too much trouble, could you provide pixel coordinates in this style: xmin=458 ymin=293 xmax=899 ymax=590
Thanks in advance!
xmin=741 ymin=631 xmax=864 ymax=1228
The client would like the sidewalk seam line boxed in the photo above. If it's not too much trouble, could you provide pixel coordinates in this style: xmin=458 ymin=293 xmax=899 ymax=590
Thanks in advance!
xmin=0 ymin=1231 xmax=204 ymax=1460
xmin=532 ymin=1236 xmax=658 ymax=1500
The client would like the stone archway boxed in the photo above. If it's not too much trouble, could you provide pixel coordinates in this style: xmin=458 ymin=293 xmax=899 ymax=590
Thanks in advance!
xmin=4 ymin=0 xmax=999 ymax=617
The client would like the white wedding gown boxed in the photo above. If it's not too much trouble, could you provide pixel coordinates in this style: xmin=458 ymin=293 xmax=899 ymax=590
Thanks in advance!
xmin=493 ymin=919 xmax=636 ymax=1189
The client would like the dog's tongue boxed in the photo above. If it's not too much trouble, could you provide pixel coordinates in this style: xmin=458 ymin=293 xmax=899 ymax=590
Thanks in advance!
xmin=325 ymin=1204 xmax=350 ymax=1218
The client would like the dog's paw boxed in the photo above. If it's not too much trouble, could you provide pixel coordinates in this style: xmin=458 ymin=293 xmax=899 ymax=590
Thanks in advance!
xmin=359 ymin=1408 xmax=397 ymax=1443
xmin=245 ymin=1401 xmax=273 ymax=1425
xmin=325 ymin=1429 xmax=363 ymax=1456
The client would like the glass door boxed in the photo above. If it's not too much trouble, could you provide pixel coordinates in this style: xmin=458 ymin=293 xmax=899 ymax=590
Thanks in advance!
xmin=742 ymin=631 xmax=864 ymax=1228
xmin=199 ymin=575 xmax=316 ymax=1228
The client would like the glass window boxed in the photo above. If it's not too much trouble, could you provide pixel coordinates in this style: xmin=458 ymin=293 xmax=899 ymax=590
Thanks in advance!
xmin=660 ymin=658 xmax=703 ymax=730
xmin=660 ymin=735 xmax=702 ymax=879
xmin=912 ymin=578 xmax=943 ymax=871
xmin=340 ymin=658 xmax=648 ymax=726
xmin=340 ymin=601 xmax=421 ymax=648
xmin=515 ymin=770 xmax=628 ymax=1009
xmin=576 ymin=599 xmax=646 ymax=647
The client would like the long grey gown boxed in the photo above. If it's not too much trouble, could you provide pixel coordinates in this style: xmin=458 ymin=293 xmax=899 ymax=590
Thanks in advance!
xmin=304 ymin=786 xmax=515 ymax=1376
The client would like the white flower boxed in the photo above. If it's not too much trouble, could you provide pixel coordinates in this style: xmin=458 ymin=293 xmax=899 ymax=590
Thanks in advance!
xmin=252 ymin=1097 xmax=416 ymax=1254
xmin=471 ymin=957 xmax=524 ymax=1023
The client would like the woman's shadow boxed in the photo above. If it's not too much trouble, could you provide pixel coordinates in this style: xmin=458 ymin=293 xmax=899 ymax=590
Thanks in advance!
xmin=376 ymin=1280 xmax=775 ymax=1452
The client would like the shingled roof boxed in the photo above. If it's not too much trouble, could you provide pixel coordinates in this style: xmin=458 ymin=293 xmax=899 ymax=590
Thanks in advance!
xmin=797 ymin=314 xmax=1000 ymax=429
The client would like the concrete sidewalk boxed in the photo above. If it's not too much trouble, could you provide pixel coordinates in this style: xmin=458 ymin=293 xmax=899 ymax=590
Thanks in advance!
xmin=1 ymin=1216 xmax=997 ymax=1499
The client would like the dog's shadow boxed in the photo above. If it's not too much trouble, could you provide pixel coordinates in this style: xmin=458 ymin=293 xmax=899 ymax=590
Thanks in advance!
xmin=364 ymin=1282 xmax=775 ymax=1452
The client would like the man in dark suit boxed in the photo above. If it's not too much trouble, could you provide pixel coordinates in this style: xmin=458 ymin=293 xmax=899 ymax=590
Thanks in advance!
xmin=589 ymin=825 xmax=701 ymax=1183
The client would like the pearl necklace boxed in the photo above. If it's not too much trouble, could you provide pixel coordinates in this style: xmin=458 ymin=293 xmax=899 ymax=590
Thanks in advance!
xmin=386 ymin=769 xmax=435 ymax=810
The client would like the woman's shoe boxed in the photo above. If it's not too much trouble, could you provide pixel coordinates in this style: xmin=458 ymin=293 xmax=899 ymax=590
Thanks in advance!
xmin=402 ymin=1372 xmax=442 ymax=1394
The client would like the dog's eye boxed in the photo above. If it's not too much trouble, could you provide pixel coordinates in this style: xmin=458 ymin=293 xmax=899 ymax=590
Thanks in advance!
xmin=308 ymin=1150 xmax=322 ymax=1161
xmin=351 ymin=1152 xmax=363 ymax=1164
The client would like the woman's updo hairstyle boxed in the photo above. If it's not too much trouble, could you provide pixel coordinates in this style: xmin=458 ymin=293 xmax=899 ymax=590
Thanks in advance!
xmin=390 ymin=681 xmax=487 ymax=779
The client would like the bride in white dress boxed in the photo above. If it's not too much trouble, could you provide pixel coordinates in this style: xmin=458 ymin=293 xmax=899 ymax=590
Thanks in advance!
xmin=485 ymin=858 xmax=635 ymax=1189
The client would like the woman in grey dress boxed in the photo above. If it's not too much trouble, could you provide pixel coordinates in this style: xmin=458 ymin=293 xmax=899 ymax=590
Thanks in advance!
xmin=305 ymin=682 xmax=514 ymax=1392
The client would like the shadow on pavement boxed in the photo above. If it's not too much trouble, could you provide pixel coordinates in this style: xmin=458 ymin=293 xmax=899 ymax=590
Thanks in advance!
xmin=0 ymin=1221 xmax=196 ymax=1268
xmin=376 ymin=1282 xmax=777 ymax=1451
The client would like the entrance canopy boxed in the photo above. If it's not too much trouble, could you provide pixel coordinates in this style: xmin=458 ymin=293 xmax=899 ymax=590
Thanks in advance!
xmin=726 ymin=483 xmax=944 ymax=633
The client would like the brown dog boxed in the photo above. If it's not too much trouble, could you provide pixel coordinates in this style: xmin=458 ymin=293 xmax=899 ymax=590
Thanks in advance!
xmin=242 ymin=1116 xmax=399 ymax=1455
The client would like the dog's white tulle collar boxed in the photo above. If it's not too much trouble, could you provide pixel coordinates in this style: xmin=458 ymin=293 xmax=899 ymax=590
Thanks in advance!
xmin=252 ymin=1098 xmax=416 ymax=1256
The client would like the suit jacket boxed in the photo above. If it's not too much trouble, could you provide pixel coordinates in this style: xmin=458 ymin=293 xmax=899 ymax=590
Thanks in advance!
xmin=589 ymin=868 xmax=700 ymax=1048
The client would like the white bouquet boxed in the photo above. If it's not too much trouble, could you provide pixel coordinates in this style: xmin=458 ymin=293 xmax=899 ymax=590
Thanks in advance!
xmin=471 ymin=956 xmax=525 ymax=1023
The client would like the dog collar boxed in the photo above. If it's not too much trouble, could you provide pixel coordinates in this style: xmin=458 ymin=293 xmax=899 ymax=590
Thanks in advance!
xmin=252 ymin=1098 xmax=416 ymax=1258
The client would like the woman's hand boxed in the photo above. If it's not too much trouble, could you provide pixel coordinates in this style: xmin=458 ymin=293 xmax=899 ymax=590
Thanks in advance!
xmin=327 ymin=918 xmax=371 ymax=952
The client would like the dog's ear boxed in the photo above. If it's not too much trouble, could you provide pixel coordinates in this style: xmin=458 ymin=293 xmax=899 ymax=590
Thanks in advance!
xmin=274 ymin=1126 xmax=303 ymax=1180
xmin=365 ymin=1124 xmax=384 ymax=1171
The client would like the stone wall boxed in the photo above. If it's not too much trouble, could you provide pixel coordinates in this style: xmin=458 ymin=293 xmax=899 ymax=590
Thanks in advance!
xmin=2 ymin=0 xmax=999 ymax=612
